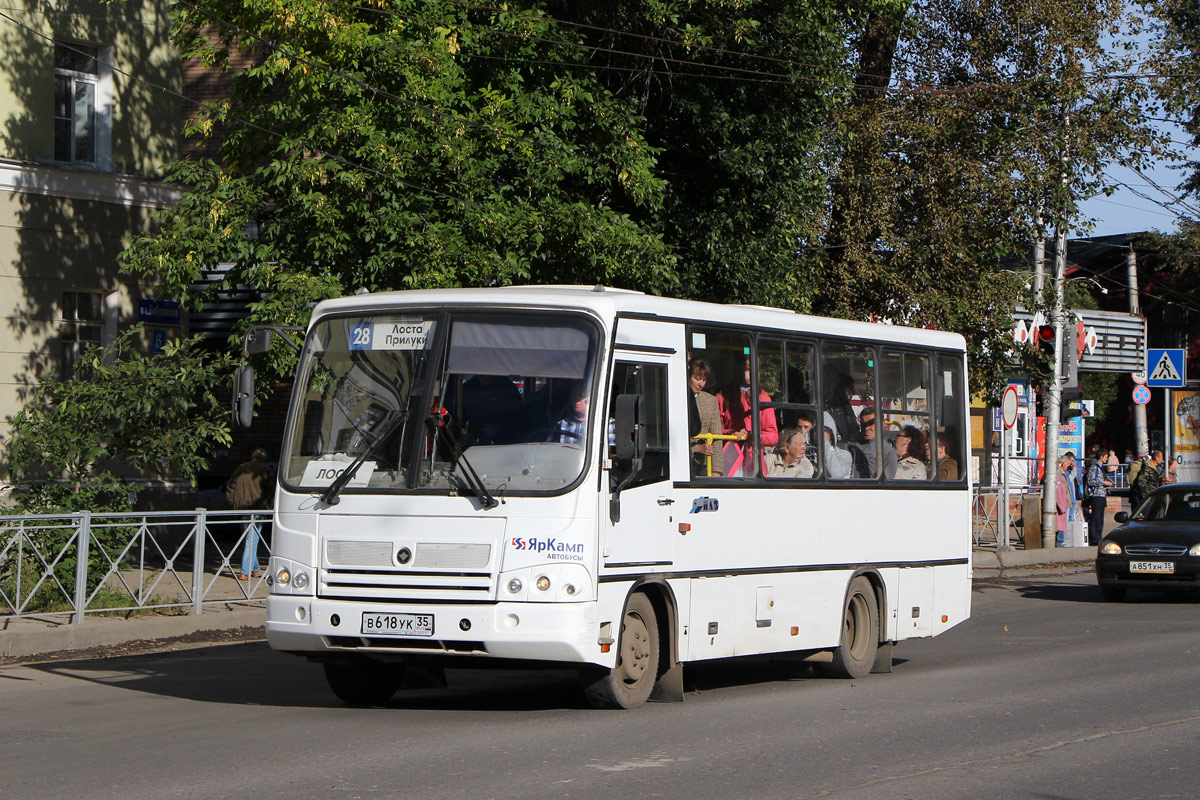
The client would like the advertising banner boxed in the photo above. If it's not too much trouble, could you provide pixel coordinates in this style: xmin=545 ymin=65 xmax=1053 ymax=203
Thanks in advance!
xmin=1173 ymin=389 xmax=1200 ymax=483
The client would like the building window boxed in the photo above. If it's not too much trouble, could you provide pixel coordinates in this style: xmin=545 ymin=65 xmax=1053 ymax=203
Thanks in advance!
xmin=63 ymin=290 xmax=104 ymax=372
xmin=53 ymin=41 xmax=111 ymax=168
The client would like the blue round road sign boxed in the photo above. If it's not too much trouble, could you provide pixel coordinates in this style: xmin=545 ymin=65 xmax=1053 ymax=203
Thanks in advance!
xmin=1132 ymin=386 xmax=1151 ymax=405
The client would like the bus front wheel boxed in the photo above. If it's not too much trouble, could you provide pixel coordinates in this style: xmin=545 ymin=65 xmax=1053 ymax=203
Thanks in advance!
xmin=581 ymin=593 xmax=659 ymax=709
xmin=825 ymin=577 xmax=879 ymax=680
xmin=323 ymin=658 xmax=404 ymax=706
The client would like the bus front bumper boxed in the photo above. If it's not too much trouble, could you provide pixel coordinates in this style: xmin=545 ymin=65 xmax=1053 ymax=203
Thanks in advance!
xmin=266 ymin=595 xmax=605 ymax=665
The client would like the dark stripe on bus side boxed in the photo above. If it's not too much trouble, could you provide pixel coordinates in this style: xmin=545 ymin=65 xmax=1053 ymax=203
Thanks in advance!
xmin=613 ymin=342 xmax=676 ymax=355
xmin=596 ymin=557 xmax=970 ymax=583
xmin=673 ymin=480 xmax=968 ymax=490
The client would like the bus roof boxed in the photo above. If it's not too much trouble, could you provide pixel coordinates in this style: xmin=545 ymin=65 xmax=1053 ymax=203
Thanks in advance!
xmin=310 ymin=285 xmax=966 ymax=350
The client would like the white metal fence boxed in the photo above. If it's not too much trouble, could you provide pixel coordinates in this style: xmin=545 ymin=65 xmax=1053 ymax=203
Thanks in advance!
xmin=0 ymin=509 xmax=271 ymax=623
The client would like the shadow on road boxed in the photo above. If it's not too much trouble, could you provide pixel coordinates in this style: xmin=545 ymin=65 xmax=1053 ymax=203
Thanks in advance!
xmin=22 ymin=642 xmax=901 ymax=711
xmin=1005 ymin=581 xmax=1200 ymax=605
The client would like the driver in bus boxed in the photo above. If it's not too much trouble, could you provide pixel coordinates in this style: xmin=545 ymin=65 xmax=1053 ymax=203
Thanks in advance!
xmin=548 ymin=381 xmax=589 ymax=444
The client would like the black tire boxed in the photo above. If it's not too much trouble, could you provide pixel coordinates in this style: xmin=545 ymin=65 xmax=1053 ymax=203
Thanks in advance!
xmin=323 ymin=658 xmax=404 ymax=706
xmin=825 ymin=576 xmax=879 ymax=679
xmin=1100 ymin=584 xmax=1127 ymax=603
xmin=581 ymin=593 xmax=659 ymax=709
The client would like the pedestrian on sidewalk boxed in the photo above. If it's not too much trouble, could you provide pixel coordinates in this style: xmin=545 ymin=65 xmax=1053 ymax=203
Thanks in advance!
xmin=226 ymin=447 xmax=274 ymax=580
xmin=1055 ymin=457 xmax=1072 ymax=547
xmin=1131 ymin=450 xmax=1165 ymax=511
xmin=1085 ymin=451 xmax=1114 ymax=545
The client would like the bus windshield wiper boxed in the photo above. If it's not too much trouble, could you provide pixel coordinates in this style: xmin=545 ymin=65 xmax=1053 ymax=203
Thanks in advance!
xmin=319 ymin=410 xmax=407 ymax=506
xmin=428 ymin=414 xmax=500 ymax=510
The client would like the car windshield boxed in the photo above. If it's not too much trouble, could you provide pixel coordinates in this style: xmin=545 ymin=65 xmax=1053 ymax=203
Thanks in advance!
xmin=281 ymin=311 xmax=600 ymax=496
xmin=1133 ymin=488 xmax=1200 ymax=522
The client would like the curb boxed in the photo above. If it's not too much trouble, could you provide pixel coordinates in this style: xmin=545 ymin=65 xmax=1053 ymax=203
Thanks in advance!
xmin=0 ymin=606 xmax=266 ymax=665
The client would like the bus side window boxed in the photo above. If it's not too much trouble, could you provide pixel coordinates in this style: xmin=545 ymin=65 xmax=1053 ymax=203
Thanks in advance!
xmin=935 ymin=356 xmax=965 ymax=481
xmin=608 ymin=361 xmax=670 ymax=489
xmin=879 ymin=350 xmax=931 ymax=481
xmin=821 ymin=343 xmax=875 ymax=480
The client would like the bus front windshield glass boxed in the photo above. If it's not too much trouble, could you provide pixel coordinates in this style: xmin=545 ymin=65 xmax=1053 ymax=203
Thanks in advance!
xmin=282 ymin=312 xmax=599 ymax=496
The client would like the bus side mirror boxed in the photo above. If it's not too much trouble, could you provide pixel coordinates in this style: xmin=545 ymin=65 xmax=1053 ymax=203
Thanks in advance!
xmin=244 ymin=329 xmax=272 ymax=356
xmin=233 ymin=365 xmax=255 ymax=428
xmin=613 ymin=394 xmax=646 ymax=461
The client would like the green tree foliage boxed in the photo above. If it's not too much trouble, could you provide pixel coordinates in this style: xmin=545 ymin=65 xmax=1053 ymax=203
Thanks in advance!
xmin=118 ymin=0 xmax=1166 ymax=403
xmin=7 ymin=326 xmax=234 ymax=513
xmin=1148 ymin=0 xmax=1200 ymax=196
xmin=816 ymin=0 xmax=1164 ymax=399
xmin=122 ymin=0 xmax=679 ymax=309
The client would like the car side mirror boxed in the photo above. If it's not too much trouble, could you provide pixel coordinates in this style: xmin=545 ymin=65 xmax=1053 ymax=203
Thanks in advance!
xmin=1114 ymin=511 xmax=1129 ymax=524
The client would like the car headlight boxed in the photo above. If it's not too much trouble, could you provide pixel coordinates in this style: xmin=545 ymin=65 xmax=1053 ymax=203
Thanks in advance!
xmin=1189 ymin=544 xmax=1200 ymax=557
xmin=1099 ymin=541 xmax=1122 ymax=555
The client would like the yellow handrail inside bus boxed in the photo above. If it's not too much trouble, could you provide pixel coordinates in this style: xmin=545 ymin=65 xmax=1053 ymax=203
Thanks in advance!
xmin=691 ymin=432 xmax=744 ymax=477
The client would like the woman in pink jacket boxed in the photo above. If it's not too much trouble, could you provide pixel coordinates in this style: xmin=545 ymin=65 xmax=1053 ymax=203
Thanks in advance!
xmin=717 ymin=358 xmax=778 ymax=477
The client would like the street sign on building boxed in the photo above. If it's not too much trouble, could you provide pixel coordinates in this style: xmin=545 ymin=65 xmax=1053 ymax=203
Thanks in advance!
xmin=1146 ymin=348 xmax=1186 ymax=388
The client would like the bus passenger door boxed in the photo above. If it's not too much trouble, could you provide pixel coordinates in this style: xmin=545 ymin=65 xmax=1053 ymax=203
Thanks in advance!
xmin=603 ymin=358 xmax=674 ymax=567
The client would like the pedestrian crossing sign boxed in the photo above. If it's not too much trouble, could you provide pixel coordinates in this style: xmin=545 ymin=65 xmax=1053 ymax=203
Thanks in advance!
xmin=1146 ymin=348 xmax=1186 ymax=387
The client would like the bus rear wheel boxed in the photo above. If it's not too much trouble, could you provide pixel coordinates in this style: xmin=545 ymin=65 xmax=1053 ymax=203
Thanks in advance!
xmin=581 ymin=593 xmax=659 ymax=709
xmin=323 ymin=658 xmax=404 ymax=706
xmin=825 ymin=577 xmax=879 ymax=679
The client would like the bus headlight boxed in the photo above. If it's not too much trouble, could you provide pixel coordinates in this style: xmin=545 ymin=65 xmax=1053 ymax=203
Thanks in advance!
xmin=507 ymin=578 xmax=523 ymax=594
xmin=276 ymin=567 xmax=292 ymax=586
xmin=293 ymin=571 xmax=310 ymax=590
xmin=535 ymin=575 xmax=551 ymax=592
xmin=1099 ymin=541 xmax=1122 ymax=555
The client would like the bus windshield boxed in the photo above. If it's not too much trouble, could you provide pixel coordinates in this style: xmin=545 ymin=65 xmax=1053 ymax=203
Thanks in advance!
xmin=281 ymin=311 xmax=600 ymax=496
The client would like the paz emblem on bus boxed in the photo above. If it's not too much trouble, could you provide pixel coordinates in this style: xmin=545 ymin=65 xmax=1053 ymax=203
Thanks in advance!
xmin=690 ymin=497 xmax=719 ymax=514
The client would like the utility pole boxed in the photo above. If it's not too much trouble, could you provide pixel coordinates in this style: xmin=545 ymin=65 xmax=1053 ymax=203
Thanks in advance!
xmin=1128 ymin=248 xmax=1149 ymax=458
xmin=1040 ymin=225 xmax=1068 ymax=549
xmin=1040 ymin=113 xmax=1070 ymax=550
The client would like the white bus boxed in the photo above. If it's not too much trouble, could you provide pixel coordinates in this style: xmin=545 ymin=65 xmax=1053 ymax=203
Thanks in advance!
xmin=251 ymin=286 xmax=971 ymax=708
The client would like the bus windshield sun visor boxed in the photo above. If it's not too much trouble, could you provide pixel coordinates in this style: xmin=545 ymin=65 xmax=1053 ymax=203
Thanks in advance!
xmin=448 ymin=320 xmax=590 ymax=378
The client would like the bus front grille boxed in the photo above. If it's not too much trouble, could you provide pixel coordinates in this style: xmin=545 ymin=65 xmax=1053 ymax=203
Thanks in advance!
xmin=318 ymin=568 xmax=495 ymax=602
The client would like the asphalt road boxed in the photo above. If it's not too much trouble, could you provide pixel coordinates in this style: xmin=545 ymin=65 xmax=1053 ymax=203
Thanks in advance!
xmin=3 ymin=573 xmax=1199 ymax=800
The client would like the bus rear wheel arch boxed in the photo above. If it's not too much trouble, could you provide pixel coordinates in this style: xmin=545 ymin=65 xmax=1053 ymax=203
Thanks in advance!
xmin=580 ymin=592 xmax=661 ymax=709
xmin=823 ymin=575 xmax=881 ymax=680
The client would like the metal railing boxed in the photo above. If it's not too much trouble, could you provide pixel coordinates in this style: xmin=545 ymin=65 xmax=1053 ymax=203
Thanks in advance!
xmin=0 ymin=508 xmax=271 ymax=623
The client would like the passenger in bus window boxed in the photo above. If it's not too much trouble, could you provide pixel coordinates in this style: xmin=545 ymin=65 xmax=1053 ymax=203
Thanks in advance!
xmin=717 ymin=357 xmax=778 ymax=477
xmin=894 ymin=425 xmax=929 ymax=480
xmin=821 ymin=412 xmax=854 ymax=479
xmin=688 ymin=359 xmax=724 ymax=477
xmin=934 ymin=430 xmax=959 ymax=480
xmin=765 ymin=427 xmax=815 ymax=478
xmin=823 ymin=368 xmax=861 ymax=444
xmin=847 ymin=409 xmax=896 ymax=479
